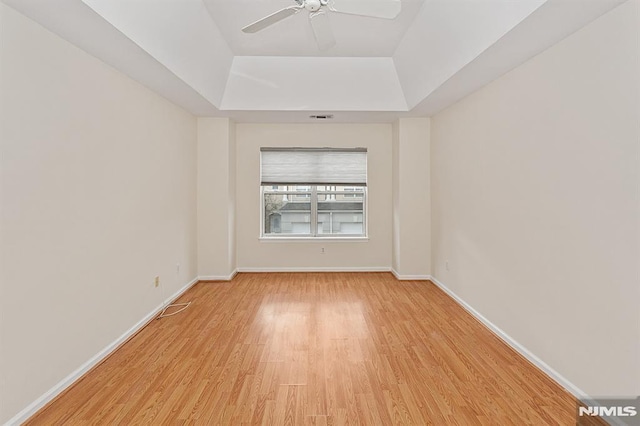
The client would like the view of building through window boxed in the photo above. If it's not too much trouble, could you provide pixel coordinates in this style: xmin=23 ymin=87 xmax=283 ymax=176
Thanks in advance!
xmin=262 ymin=185 xmax=365 ymax=237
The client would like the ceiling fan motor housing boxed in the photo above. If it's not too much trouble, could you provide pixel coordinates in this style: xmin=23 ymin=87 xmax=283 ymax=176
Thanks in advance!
xmin=304 ymin=0 xmax=322 ymax=12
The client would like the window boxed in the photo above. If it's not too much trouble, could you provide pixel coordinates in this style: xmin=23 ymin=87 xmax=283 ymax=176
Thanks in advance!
xmin=341 ymin=186 xmax=364 ymax=199
xmin=294 ymin=185 xmax=311 ymax=199
xmin=261 ymin=148 xmax=367 ymax=238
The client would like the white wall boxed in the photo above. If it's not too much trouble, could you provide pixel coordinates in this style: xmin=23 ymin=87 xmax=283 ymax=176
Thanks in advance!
xmin=235 ymin=123 xmax=392 ymax=270
xmin=431 ymin=0 xmax=639 ymax=398
xmin=0 ymin=4 xmax=198 ymax=423
xmin=392 ymin=118 xmax=431 ymax=278
xmin=197 ymin=118 xmax=236 ymax=279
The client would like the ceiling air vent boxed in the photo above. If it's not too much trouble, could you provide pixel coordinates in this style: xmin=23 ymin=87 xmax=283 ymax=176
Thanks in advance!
xmin=310 ymin=114 xmax=334 ymax=120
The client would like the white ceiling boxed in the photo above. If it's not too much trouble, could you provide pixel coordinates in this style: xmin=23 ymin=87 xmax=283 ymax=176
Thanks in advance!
xmin=203 ymin=0 xmax=426 ymax=57
xmin=222 ymin=57 xmax=407 ymax=110
xmin=1 ymin=0 xmax=628 ymax=122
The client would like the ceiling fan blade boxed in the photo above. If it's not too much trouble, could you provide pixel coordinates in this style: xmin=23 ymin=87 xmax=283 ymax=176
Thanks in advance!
xmin=309 ymin=10 xmax=336 ymax=51
xmin=242 ymin=6 xmax=303 ymax=33
xmin=327 ymin=0 xmax=401 ymax=19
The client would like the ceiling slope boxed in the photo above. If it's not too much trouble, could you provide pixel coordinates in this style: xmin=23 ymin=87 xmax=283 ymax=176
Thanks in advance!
xmin=411 ymin=0 xmax=628 ymax=116
xmin=81 ymin=0 xmax=233 ymax=107
xmin=1 ymin=0 xmax=220 ymax=116
xmin=393 ymin=0 xmax=548 ymax=110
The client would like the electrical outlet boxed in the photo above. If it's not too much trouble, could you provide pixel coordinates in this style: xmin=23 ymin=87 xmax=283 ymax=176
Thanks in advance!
xmin=320 ymin=247 xmax=325 ymax=254
xmin=176 ymin=263 xmax=180 ymax=274
xmin=445 ymin=261 xmax=450 ymax=271
xmin=154 ymin=276 xmax=160 ymax=287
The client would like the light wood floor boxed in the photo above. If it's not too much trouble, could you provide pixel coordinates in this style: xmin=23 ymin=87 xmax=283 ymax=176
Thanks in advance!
xmin=27 ymin=273 xmax=583 ymax=425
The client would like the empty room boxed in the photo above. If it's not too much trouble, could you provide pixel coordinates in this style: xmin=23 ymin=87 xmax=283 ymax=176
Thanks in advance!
xmin=1 ymin=0 xmax=638 ymax=424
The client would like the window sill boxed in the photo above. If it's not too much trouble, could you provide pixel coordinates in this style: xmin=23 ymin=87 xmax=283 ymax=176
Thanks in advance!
xmin=259 ymin=236 xmax=369 ymax=242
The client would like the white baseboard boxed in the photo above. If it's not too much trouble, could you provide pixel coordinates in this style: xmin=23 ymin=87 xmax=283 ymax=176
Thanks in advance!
xmin=391 ymin=269 xmax=432 ymax=281
xmin=236 ymin=266 xmax=391 ymax=273
xmin=429 ymin=275 xmax=587 ymax=399
xmin=4 ymin=276 xmax=199 ymax=426
xmin=198 ymin=269 xmax=238 ymax=281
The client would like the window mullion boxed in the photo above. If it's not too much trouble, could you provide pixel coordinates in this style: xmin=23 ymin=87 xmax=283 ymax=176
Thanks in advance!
xmin=311 ymin=186 xmax=318 ymax=237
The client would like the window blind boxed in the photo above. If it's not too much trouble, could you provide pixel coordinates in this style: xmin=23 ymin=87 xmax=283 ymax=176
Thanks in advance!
xmin=260 ymin=148 xmax=367 ymax=186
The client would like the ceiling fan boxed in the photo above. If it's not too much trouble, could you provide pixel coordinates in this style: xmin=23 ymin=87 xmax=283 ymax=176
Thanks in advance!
xmin=241 ymin=0 xmax=401 ymax=51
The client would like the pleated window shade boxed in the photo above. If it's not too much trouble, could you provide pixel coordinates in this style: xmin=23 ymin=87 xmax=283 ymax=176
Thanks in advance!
xmin=260 ymin=148 xmax=367 ymax=186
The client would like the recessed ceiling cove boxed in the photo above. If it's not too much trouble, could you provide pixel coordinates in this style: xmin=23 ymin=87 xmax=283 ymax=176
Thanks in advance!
xmin=204 ymin=0 xmax=425 ymax=57
xmin=2 ymin=0 xmax=627 ymax=121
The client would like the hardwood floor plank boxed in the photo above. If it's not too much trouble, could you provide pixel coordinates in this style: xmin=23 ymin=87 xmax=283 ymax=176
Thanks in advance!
xmin=26 ymin=272 xmax=584 ymax=425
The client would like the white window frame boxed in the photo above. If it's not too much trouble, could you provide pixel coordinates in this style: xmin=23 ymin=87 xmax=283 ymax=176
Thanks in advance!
xmin=260 ymin=185 xmax=368 ymax=240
